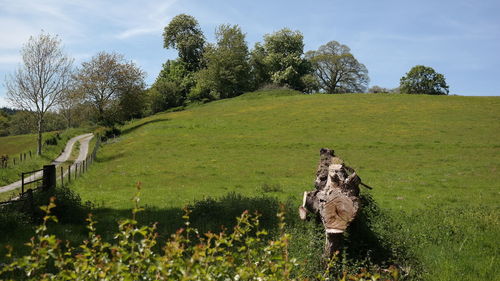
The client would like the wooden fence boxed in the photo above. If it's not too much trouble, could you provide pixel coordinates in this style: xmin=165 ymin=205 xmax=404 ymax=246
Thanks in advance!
xmin=0 ymin=151 xmax=34 ymax=169
xmin=0 ymin=136 xmax=101 ymax=207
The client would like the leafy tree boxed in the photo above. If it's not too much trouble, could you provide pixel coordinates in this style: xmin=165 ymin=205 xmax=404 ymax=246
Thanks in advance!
xmin=249 ymin=42 xmax=270 ymax=90
xmin=5 ymin=33 xmax=73 ymax=155
xmin=8 ymin=111 xmax=36 ymax=135
xmin=42 ymin=111 xmax=66 ymax=132
xmin=6 ymin=110 xmax=66 ymax=135
xmin=300 ymin=74 xmax=320 ymax=94
xmin=149 ymin=59 xmax=193 ymax=113
xmin=119 ymin=89 xmax=147 ymax=121
xmin=259 ymin=28 xmax=311 ymax=91
xmin=306 ymin=41 xmax=369 ymax=94
xmin=189 ymin=24 xmax=250 ymax=101
xmin=163 ymin=14 xmax=205 ymax=71
xmin=117 ymin=63 xmax=147 ymax=120
xmin=188 ymin=67 xmax=218 ymax=102
xmin=399 ymin=65 xmax=449 ymax=95
xmin=75 ymin=52 xmax=146 ymax=125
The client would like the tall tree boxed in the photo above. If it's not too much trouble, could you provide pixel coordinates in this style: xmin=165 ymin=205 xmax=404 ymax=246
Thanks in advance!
xmin=306 ymin=41 xmax=369 ymax=94
xmin=149 ymin=59 xmax=193 ymax=113
xmin=163 ymin=14 xmax=205 ymax=71
xmin=75 ymin=52 xmax=146 ymax=125
xmin=5 ymin=33 xmax=73 ymax=155
xmin=400 ymin=65 xmax=449 ymax=95
xmin=189 ymin=24 xmax=250 ymax=101
xmin=258 ymin=28 xmax=311 ymax=91
xmin=249 ymin=42 xmax=270 ymax=90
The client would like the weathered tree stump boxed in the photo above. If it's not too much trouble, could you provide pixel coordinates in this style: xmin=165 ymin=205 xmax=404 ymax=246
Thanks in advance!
xmin=299 ymin=148 xmax=364 ymax=260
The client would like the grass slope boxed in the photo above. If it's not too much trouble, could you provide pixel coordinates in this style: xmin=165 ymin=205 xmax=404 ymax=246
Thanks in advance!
xmin=48 ymin=91 xmax=500 ymax=279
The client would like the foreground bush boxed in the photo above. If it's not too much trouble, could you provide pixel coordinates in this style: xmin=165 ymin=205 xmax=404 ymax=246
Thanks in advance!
xmin=1 ymin=193 xmax=400 ymax=280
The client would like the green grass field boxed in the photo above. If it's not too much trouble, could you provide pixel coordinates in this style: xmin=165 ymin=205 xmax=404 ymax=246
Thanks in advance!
xmin=0 ymin=134 xmax=39 ymax=156
xmin=2 ymin=90 xmax=499 ymax=279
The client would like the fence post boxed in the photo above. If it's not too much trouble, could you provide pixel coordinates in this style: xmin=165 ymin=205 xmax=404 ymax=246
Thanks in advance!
xmin=68 ymin=166 xmax=71 ymax=183
xmin=20 ymin=153 xmax=22 ymax=162
xmin=29 ymin=151 xmax=32 ymax=158
xmin=42 ymin=164 xmax=56 ymax=191
xmin=21 ymin=173 xmax=25 ymax=194
xmin=13 ymin=158 xmax=16 ymax=165
xmin=61 ymin=166 xmax=64 ymax=187
xmin=75 ymin=163 xmax=78 ymax=179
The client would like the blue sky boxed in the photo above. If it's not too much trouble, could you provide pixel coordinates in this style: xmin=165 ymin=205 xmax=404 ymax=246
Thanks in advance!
xmin=1 ymin=0 xmax=499 ymax=106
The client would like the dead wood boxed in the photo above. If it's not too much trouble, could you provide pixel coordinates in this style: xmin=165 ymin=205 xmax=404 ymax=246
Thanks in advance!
xmin=300 ymin=148 xmax=367 ymax=260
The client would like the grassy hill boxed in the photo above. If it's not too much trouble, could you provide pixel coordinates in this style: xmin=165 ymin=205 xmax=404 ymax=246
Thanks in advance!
xmin=74 ymin=91 xmax=499 ymax=209
xmin=11 ymin=90 xmax=500 ymax=279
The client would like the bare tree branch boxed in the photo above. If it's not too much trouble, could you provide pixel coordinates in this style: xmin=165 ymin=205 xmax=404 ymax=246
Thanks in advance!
xmin=5 ymin=32 xmax=74 ymax=155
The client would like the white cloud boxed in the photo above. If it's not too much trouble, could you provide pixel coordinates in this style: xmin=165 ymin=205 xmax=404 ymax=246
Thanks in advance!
xmin=114 ymin=0 xmax=180 ymax=40
xmin=0 ymin=0 xmax=182 ymax=44
xmin=0 ymin=1 xmax=88 ymax=54
xmin=116 ymin=27 xmax=159 ymax=39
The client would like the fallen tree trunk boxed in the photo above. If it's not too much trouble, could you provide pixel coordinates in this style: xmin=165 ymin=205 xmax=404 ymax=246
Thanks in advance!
xmin=299 ymin=148 xmax=366 ymax=260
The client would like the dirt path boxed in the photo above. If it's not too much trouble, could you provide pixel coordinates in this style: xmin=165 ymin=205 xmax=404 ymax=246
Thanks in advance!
xmin=64 ymin=133 xmax=93 ymax=177
xmin=0 ymin=133 xmax=93 ymax=194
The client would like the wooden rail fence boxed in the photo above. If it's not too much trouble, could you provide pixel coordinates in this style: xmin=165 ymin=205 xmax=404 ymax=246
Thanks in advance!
xmin=0 ymin=136 xmax=101 ymax=208
xmin=0 ymin=150 xmax=35 ymax=169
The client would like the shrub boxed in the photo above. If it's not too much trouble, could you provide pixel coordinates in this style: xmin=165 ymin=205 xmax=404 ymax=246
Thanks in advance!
xmin=97 ymin=127 xmax=122 ymax=142
xmin=44 ymin=134 xmax=58 ymax=146
xmin=0 ymin=211 xmax=30 ymax=235
xmin=0 ymin=190 xmax=401 ymax=280
xmin=0 ymin=197 xmax=300 ymax=280
xmin=31 ymin=186 xmax=92 ymax=224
